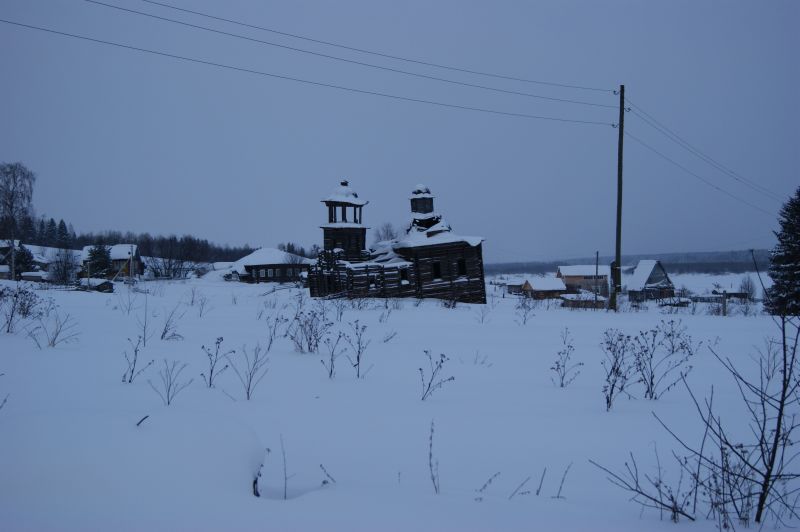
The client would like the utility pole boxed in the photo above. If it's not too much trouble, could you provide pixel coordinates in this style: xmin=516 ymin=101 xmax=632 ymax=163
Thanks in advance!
xmin=595 ymin=250 xmax=599 ymax=309
xmin=610 ymin=84 xmax=625 ymax=312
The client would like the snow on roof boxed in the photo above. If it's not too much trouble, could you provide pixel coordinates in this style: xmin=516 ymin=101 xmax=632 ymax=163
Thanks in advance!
xmin=0 ymin=265 xmax=9 ymax=273
xmin=628 ymin=260 xmax=659 ymax=291
xmin=528 ymin=276 xmax=567 ymax=291
xmin=320 ymin=222 xmax=367 ymax=229
xmin=322 ymin=180 xmax=368 ymax=206
xmin=393 ymin=221 xmax=483 ymax=250
xmin=230 ymin=247 xmax=314 ymax=274
xmin=80 ymin=244 xmax=138 ymax=262
xmin=410 ymin=184 xmax=434 ymax=199
xmin=558 ymin=265 xmax=611 ymax=277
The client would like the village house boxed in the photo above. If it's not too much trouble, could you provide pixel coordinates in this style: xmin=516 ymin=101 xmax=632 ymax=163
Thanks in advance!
xmin=226 ymin=247 xmax=313 ymax=283
xmin=627 ymin=259 xmax=675 ymax=302
xmin=308 ymin=181 xmax=486 ymax=303
xmin=557 ymin=265 xmax=611 ymax=297
xmin=80 ymin=244 xmax=144 ymax=278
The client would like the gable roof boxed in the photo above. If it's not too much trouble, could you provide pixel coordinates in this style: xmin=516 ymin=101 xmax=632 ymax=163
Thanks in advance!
xmin=527 ymin=276 xmax=567 ymax=291
xmin=80 ymin=244 xmax=138 ymax=262
xmin=628 ymin=259 xmax=672 ymax=291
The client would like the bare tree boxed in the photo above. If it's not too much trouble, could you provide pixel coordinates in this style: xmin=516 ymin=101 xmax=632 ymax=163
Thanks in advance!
xmin=27 ymin=307 xmax=79 ymax=348
xmin=373 ymin=222 xmax=398 ymax=243
xmin=632 ymin=319 xmax=696 ymax=400
xmin=0 ymin=162 xmax=36 ymax=281
xmin=48 ymin=248 xmax=78 ymax=285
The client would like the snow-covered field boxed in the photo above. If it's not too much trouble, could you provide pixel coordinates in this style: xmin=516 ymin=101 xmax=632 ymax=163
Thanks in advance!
xmin=0 ymin=272 xmax=789 ymax=531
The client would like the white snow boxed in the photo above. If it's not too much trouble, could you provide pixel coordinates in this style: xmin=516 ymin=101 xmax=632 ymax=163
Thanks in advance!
xmin=229 ymin=247 xmax=314 ymax=274
xmin=322 ymin=181 xmax=368 ymax=206
xmin=527 ymin=275 xmax=567 ymax=291
xmin=0 ymin=272 xmax=791 ymax=531
xmin=557 ymin=265 xmax=611 ymax=277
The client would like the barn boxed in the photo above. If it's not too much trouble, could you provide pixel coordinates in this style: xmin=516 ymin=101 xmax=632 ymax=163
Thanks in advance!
xmin=308 ymin=182 xmax=486 ymax=304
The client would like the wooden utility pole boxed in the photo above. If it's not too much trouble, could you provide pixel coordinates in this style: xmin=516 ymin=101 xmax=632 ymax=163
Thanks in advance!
xmin=610 ymin=84 xmax=625 ymax=311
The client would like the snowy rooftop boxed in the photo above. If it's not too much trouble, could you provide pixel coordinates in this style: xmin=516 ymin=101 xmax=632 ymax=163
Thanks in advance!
xmin=410 ymin=184 xmax=434 ymax=199
xmin=528 ymin=276 xmax=567 ymax=291
xmin=229 ymin=248 xmax=314 ymax=274
xmin=322 ymin=180 xmax=368 ymax=206
xmin=628 ymin=259 xmax=659 ymax=291
xmin=558 ymin=265 xmax=611 ymax=277
xmin=394 ymin=219 xmax=482 ymax=250
xmin=80 ymin=244 xmax=138 ymax=262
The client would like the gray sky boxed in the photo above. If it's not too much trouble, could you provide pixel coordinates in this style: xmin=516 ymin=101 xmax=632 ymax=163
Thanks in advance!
xmin=1 ymin=0 xmax=797 ymax=262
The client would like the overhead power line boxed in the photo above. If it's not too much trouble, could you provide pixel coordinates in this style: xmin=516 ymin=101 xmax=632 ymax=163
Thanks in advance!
xmin=624 ymin=131 xmax=775 ymax=217
xmin=139 ymin=0 xmax=613 ymax=93
xmin=0 ymin=18 xmax=614 ymax=127
xmin=84 ymin=0 xmax=616 ymax=110
xmin=626 ymin=98 xmax=785 ymax=203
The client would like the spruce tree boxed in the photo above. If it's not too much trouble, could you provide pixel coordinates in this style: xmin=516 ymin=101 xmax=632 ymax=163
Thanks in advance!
xmin=767 ymin=187 xmax=800 ymax=316
xmin=87 ymin=243 xmax=112 ymax=277
xmin=56 ymin=219 xmax=71 ymax=249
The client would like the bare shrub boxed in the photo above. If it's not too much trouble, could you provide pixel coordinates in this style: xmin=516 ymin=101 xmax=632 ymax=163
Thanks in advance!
xmin=148 ymin=359 xmax=193 ymax=406
xmin=197 ymin=294 xmax=211 ymax=317
xmin=160 ymin=303 xmax=185 ymax=341
xmin=287 ymin=308 xmax=332 ymax=354
xmin=633 ymin=319 xmax=697 ymax=400
xmin=429 ymin=420 xmax=440 ymax=495
xmin=590 ymin=450 xmax=695 ymax=523
xmin=475 ymin=305 xmax=491 ymax=324
xmin=419 ymin=350 xmax=455 ymax=401
xmin=1 ymin=284 xmax=43 ymax=333
xmin=345 ymin=320 xmax=371 ymax=378
xmin=600 ymin=329 xmax=635 ymax=411
xmin=27 ymin=307 xmax=79 ymax=348
xmin=227 ymin=343 xmax=269 ymax=400
xmin=515 ymin=297 xmax=534 ymax=325
xmin=551 ymin=327 xmax=582 ymax=388
xmin=331 ymin=298 xmax=347 ymax=322
xmin=122 ymin=335 xmax=153 ymax=383
xmin=474 ymin=472 xmax=501 ymax=502
xmin=200 ymin=337 xmax=235 ymax=388
xmin=321 ymin=332 xmax=346 ymax=379
xmin=116 ymin=287 xmax=138 ymax=315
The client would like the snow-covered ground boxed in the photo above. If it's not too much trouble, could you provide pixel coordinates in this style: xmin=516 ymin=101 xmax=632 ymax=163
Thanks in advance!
xmin=0 ymin=272 xmax=789 ymax=531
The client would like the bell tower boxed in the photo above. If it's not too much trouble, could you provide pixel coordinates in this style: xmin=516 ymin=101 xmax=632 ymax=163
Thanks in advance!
xmin=409 ymin=184 xmax=441 ymax=231
xmin=321 ymin=180 xmax=368 ymax=262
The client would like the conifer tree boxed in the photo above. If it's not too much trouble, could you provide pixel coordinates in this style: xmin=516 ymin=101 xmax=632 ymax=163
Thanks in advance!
xmin=767 ymin=187 xmax=800 ymax=316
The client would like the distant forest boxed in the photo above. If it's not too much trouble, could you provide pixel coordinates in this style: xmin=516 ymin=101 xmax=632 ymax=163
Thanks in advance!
xmin=485 ymin=249 xmax=772 ymax=276
xmin=2 ymin=213 xmax=256 ymax=263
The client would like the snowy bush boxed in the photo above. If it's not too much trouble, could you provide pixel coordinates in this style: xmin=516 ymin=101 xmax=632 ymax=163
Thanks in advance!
xmin=320 ymin=332 xmax=346 ymax=379
xmin=514 ymin=297 xmax=534 ymax=325
xmin=287 ymin=308 xmax=332 ymax=354
xmin=228 ymin=343 xmax=269 ymax=400
xmin=26 ymin=307 xmax=80 ymax=349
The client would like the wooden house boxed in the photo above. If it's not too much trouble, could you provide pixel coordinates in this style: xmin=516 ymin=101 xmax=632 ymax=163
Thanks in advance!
xmin=309 ymin=182 xmax=486 ymax=304
xmin=627 ymin=260 xmax=675 ymax=302
xmin=557 ymin=265 xmax=611 ymax=297
xmin=527 ymin=276 xmax=567 ymax=299
xmin=227 ymin=247 xmax=313 ymax=283
xmin=80 ymin=244 xmax=144 ymax=278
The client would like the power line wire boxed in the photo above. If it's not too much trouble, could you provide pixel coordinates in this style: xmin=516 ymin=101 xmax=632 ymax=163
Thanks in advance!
xmin=0 ymin=18 xmax=614 ymax=127
xmin=626 ymin=98 xmax=785 ymax=203
xmin=139 ymin=0 xmax=613 ymax=93
xmin=84 ymin=0 xmax=616 ymax=110
xmin=624 ymin=130 xmax=775 ymax=217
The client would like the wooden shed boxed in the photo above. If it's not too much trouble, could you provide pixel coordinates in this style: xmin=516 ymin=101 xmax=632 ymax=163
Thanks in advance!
xmin=557 ymin=265 xmax=611 ymax=297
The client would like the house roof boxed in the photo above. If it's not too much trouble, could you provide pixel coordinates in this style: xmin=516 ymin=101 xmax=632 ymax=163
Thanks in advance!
xmin=230 ymin=247 xmax=314 ymax=274
xmin=322 ymin=180 xmax=368 ymax=206
xmin=628 ymin=259 xmax=671 ymax=291
xmin=528 ymin=276 xmax=567 ymax=291
xmin=558 ymin=265 xmax=611 ymax=277
xmin=394 ymin=219 xmax=483 ymax=250
xmin=80 ymin=244 xmax=138 ymax=262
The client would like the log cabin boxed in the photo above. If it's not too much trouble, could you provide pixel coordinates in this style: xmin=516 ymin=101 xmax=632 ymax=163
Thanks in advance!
xmin=308 ymin=181 xmax=486 ymax=304
xmin=627 ymin=260 xmax=675 ymax=302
